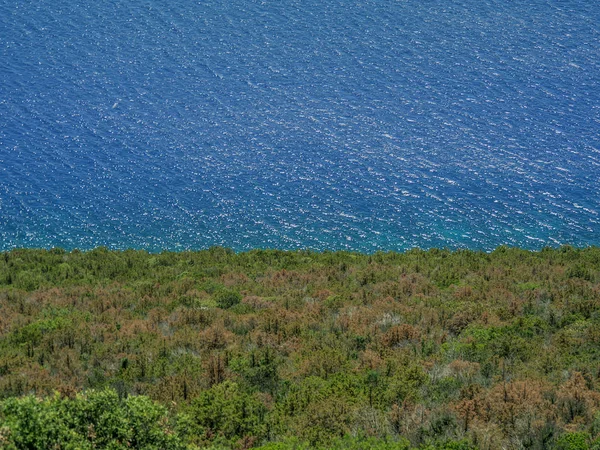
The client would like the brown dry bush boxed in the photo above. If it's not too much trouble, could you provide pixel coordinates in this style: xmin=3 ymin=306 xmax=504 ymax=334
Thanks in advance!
xmin=474 ymin=379 xmax=553 ymax=433
xmin=381 ymin=324 xmax=420 ymax=348
xmin=557 ymin=371 xmax=600 ymax=426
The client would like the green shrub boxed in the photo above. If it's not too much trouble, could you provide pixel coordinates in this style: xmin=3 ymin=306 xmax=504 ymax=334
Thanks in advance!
xmin=0 ymin=390 xmax=185 ymax=450
xmin=556 ymin=432 xmax=590 ymax=450
xmin=185 ymin=381 xmax=267 ymax=446
xmin=215 ymin=290 xmax=242 ymax=309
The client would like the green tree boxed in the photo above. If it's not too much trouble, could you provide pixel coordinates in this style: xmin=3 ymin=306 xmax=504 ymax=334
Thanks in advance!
xmin=215 ymin=290 xmax=242 ymax=309
xmin=556 ymin=432 xmax=590 ymax=450
xmin=185 ymin=381 xmax=267 ymax=446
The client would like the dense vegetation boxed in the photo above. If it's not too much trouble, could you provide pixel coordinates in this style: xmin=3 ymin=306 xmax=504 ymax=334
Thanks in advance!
xmin=1 ymin=246 xmax=600 ymax=449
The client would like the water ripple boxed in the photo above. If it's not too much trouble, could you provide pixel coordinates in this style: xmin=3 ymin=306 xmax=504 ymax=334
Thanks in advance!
xmin=1 ymin=0 xmax=599 ymax=252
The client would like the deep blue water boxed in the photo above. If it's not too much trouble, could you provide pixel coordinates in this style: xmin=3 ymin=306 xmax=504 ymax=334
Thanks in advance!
xmin=1 ymin=0 xmax=599 ymax=252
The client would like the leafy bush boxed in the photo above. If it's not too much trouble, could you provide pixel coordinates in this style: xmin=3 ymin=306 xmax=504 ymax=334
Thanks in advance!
xmin=184 ymin=381 xmax=267 ymax=446
xmin=556 ymin=432 xmax=590 ymax=450
xmin=215 ymin=290 xmax=242 ymax=309
xmin=0 ymin=390 xmax=185 ymax=450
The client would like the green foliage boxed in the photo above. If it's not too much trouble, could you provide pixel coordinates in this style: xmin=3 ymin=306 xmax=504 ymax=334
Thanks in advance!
xmin=230 ymin=348 xmax=280 ymax=394
xmin=0 ymin=389 xmax=185 ymax=450
xmin=215 ymin=290 xmax=242 ymax=309
xmin=419 ymin=440 xmax=476 ymax=450
xmin=256 ymin=435 xmax=411 ymax=449
xmin=385 ymin=364 xmax=427 ymax=405
xmin=1 ymin=246 xmax=600 ymax=448
xmin=0 ymin=394 xmax=85 ymax=450
xmin=556 ymin=432 xmax=591 ymax=450
xmin=185 ymin=381 xmax=267 ymax=446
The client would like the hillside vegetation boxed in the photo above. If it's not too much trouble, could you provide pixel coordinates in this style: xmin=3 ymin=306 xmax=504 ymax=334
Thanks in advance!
xmin=1 ymin=246 xmax=600 ymax=449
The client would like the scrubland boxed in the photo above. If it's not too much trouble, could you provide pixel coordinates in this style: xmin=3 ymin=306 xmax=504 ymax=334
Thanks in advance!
xmin=1 ymin=246 xmax=599 ymax=449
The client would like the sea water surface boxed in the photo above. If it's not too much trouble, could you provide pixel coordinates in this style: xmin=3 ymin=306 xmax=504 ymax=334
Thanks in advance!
xmin=1 ymin=0 xmax=599 ymax=252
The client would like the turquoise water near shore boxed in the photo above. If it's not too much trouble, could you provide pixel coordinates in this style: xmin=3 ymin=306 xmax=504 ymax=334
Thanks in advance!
xmin=1 ymin=0 xmax=599 ymax=252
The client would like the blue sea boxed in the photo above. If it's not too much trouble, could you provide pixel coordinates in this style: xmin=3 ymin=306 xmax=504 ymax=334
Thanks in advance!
xmin=1 ymin=0 xmax=599 ymax=252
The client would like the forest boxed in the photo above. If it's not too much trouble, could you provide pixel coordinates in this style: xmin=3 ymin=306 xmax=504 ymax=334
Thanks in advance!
xmin=0 ymin=246 xmax=599 ymax=449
